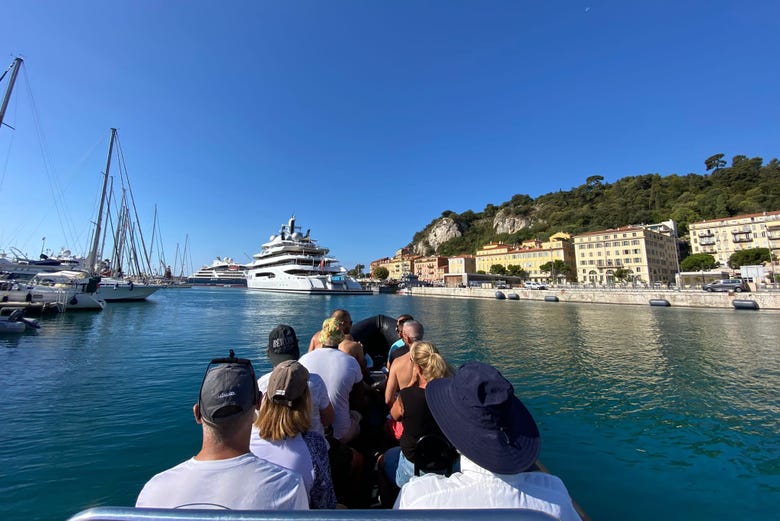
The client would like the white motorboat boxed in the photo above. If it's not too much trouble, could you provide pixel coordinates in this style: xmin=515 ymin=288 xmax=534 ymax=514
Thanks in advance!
xmin=188 ymin=257 xmax=247 ymax=286
xmin=1 ymin=270 xmax=106 ymax=311
xmin=245 ymin=216 xmax=371 ymax=295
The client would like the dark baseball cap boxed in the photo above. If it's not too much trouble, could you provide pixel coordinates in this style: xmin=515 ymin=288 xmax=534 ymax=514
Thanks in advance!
xmin=267 ymin=324 xmax=300 ymax=366
xmin=198 ymin=351 xmax=259 ymax=424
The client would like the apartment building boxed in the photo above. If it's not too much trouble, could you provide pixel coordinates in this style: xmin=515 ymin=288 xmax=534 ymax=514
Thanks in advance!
xmin=369 ymin=248 xmax=417 ymax=280
xmin=688 ymin=210 xmax=780 ymax=269
xmin=573 ymin=224 xmax=679 ymax=285
xmin=447 ymin=255 xmax=477 ymax=275
xmin=475 ymin=233 xmax=576 ymax=281
xmin=413 ymin=255 xmax=449 ymax=283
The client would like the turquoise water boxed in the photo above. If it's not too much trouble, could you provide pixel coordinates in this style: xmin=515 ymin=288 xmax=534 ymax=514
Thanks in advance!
xmin=0 ymin=288 xmax=778 ymax=520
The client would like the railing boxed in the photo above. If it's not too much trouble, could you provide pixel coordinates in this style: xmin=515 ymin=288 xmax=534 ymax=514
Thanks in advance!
xmin=67 ymin=507 xmax=558 ymax=521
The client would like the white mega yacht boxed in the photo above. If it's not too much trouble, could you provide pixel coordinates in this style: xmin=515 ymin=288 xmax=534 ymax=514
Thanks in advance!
xmin=187 ymin=257 xmax=247 ymax=287
xmin=245 ymin=216 xmax=371 ymax=295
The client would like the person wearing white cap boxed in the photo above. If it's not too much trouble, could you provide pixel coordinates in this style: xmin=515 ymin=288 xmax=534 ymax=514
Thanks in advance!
xmin=135 ymin=351 xmax=309 ymax=510
xmin=394 ymin=361 xmax=581 ymax=520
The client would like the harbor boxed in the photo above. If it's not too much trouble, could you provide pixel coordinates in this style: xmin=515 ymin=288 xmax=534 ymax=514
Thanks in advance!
xmin=1 ymin=288 xmax=777 ymax=521
xmin=405 ymin=285 xmax=780 ymax=310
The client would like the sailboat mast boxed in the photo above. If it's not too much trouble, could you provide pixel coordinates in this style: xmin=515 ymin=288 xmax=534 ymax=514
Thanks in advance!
xmin=0 ymin=57 xmax=23 ymax=130
xmin=87 ymin=128 xmax=117 ymax=272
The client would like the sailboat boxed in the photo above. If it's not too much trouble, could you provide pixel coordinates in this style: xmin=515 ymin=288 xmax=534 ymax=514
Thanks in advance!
xmin=87 ymin=128 xmax=161 ymax=302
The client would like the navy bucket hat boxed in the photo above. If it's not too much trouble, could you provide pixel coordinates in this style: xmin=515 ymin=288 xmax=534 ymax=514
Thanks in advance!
xmin=425 ymin=361 xmax=540 ymax=474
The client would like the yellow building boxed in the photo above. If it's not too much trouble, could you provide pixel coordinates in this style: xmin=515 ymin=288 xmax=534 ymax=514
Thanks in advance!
xmin=370 ymin=248 xmax=417 ymax=280
xmin=447 ymin=255 xmax=477 ymax=275
xmin=475 ymin=233 xmax=576 ymax=282
xmin=573 ymin=225 xmax=679 ymax=285
xmin=688 ymin=210 xmax=780 ymax=272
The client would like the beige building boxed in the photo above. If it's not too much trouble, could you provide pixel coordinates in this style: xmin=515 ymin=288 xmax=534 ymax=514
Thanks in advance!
xmin=475 ymin=233 xmax=576 ymax=282
xmin=370 ymin=248 xmax=417 ymax=280
xmin=413 ymin=256 xmax=449 ymax=283
xmin=573 ymin=224 xmax=679 ymax=285
xmin=447 ymin=255 xmax=477 ymax=275
xmin=688 ymin=210 xmax=780 ymax=271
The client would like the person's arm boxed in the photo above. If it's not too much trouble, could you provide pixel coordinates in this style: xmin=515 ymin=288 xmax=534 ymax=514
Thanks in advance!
xmin=320 ymin=401 xmax=335 ymax=427
xmin=308 ymin=331 xmax=320 ymax=352
xmin=390 ymin=393 xmax=404 ymax=421
xmin=385 ymin=362 xmax=399 ymax=408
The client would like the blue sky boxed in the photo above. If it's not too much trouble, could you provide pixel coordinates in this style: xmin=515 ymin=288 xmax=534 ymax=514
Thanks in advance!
xmin=1 ymin=1 xmax=778 ymax=273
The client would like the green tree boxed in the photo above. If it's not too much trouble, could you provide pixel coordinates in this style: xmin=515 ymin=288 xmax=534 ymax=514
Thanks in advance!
xmin=680 ymin=253 xmax=719 ymax=271
xmin=728 ymin=248 xmax=771 ymax=269
xmin=373 ymin=266 xmax=389 ymax=280
xmin=704 ymin=153 xmax=726 ymax=172
xmin=506 ymin=264 xmax=521 ymax=276
xmin=489 ymin=264 xmax=507 ymax=275
xmin=347 ymin=264 xmax=365 ymax=278
xmin=613 ymin=268 xmax=632 ymax=282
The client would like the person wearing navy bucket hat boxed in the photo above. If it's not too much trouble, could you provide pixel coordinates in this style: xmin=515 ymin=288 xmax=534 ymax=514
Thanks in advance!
xmin=394 ymin=362 xmax=581 ymax=520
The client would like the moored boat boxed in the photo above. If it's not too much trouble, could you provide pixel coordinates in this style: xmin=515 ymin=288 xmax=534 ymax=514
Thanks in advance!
xmin=187 ymin=257 xmax=247 ymax=286
xmin=245 ymin=216 xmax=371 ymax=295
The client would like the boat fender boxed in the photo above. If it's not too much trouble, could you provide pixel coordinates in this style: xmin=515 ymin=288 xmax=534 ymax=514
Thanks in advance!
xmin=128 ymin=281 xmax=134 ymax=291
xmin=351 ymin=314 xmax=397 ymax=367
xmin=495 ymin=291 xmax=506 ymax=300
xmin=1 ymin=296 xmax=7 ymax=302
xmin=22 ymin=317 xmax=41 ymax=329
xmin=70 ymin=296 xmax=78 ymax=306
xmin=25 ymin=292 xmax=32 ymax=302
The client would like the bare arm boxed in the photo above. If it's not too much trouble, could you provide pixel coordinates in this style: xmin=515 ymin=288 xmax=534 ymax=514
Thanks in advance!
xmin=308 ymin=331 xmax=320 ymax=352
xmin=319 ymin=402 xmax=335 ymax=427
xmin=390 ymin=393 xmax=404 ymax=421
xmin=385 ymin=362 xmax=399 ymax=408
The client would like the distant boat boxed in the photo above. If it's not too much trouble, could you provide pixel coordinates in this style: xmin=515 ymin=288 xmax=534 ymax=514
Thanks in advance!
xmin=1 ymin=270 xmax=105 ymax=311
xmin=188 ymin=257 xmax=247 ymax=287
xmin=245 ymin=216 xmax=371 ymax=295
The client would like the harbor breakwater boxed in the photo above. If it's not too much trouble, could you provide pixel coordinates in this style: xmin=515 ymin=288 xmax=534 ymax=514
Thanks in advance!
xmin=406 ymin=286 xmax=780 ymax=310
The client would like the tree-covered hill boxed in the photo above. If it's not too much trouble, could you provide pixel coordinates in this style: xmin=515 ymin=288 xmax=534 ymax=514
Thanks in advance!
xmin=412 ymin=154 xmax=780 ymax=256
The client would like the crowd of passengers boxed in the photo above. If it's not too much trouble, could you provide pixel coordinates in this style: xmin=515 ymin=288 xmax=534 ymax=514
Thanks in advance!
xmin=135 ymin=309 xmax=582 ymax=520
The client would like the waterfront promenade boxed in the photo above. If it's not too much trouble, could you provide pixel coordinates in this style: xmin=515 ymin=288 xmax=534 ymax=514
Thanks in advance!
xmin=407 ymin=286 xmax=780 ymax=310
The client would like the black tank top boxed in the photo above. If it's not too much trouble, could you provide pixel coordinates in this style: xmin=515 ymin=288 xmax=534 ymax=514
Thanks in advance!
xmin=399 ymin=386 xmax=444 ymax=461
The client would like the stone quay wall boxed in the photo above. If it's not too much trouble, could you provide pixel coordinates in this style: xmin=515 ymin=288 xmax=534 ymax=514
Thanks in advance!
xmin=404 ymin=286 xmax=780 ymax=310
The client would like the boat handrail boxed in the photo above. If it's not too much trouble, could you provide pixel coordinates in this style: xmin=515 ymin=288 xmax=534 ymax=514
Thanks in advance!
xmin=67 ymin=507 xmax=558 ymax=521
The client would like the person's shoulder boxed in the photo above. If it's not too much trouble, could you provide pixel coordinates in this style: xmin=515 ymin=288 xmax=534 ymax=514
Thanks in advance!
xmin=394 ymin=473 xmax=452 ymax=508
xmin=257 ymin=372 xmax=271 ymax=392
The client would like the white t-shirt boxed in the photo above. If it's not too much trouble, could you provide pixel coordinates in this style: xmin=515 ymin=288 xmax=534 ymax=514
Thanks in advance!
xmin=135 ymin=453 xmax=309 ymax=510
xmin=258 ymin=371 xmax=331 ymax=436
xmin=298 ymin=347 xmax=363 ymax=441
xmin=394 ymin=455 xmax=581 ymax=520
xmin=250 ymin=431 xmax=314 ymax=494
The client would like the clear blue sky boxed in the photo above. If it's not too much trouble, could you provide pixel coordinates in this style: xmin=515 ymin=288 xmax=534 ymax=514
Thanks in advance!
xmin=2 ymin=1 xmax=778 ymax=273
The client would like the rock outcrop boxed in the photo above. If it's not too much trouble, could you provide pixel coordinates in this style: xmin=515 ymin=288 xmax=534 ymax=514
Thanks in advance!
xmin=493 ymin=208 xmax=534 ymax=235
xmin=412 ymin=217 xmax=461 ymax=255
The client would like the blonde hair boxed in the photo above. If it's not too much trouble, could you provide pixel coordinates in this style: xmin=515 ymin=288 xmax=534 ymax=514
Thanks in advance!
xmin=410 ymin=341 xmax=452 ymax=382
xmin=320 ymin=318 xmax=345 ymax=346
xmin=254 ymin=387 xmax=312 ymax=441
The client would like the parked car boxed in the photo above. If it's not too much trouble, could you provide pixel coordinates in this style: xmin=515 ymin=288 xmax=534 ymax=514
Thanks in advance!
xmin=524 ymin=281 xmax=547 ymax=290
xmin=703 ymin=279 xmax=750 ymax=292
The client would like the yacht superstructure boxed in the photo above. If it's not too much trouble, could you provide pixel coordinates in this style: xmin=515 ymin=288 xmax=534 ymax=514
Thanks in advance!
xmin=245 ymin=217 xmax=370 ymax=295
xmin=188 ymin=257 xmax=247 ymax=287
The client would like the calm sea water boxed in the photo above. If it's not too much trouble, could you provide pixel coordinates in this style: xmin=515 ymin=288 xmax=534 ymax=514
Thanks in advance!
xmin=0 ymin=288 xmax=778 ymax=521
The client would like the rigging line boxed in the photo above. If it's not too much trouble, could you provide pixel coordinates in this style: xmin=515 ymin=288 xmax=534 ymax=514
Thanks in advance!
xmin=114 ymin=133 xmax=153 ymax=274
xmin=22 ymin=64 xmax=80 ymax=249
xmin=0 ymin=96 xmax=17 ymax=192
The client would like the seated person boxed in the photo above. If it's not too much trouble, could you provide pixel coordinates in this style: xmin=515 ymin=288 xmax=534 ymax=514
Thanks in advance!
xmin=380 ymin=341 xmax=454 ymax=490
xmin=251 ymin=360 xmax=337 ymax=509
xmin=394 ymin=362 xmax=581 ymax=521
xmin=258 ymin=324 xmax=334 ymax=437
xmin=135 ymin=351 xmax=308 ymax=510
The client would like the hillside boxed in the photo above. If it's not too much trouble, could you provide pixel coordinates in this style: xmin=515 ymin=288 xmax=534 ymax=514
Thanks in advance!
xmin=410 ymin=154 xmax=780 ymax=257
